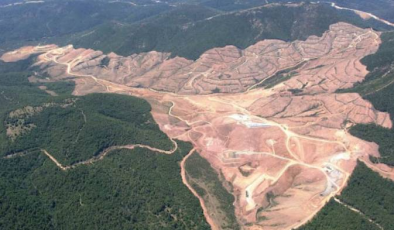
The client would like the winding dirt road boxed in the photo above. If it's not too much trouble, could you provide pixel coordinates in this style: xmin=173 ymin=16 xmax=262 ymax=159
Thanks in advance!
xmin=3 ymin=21 xmax=394 ymax=229
xmin=180 ymin=149 xmax=219 ymax=230
xmin=34 ymin=43 xmax=391 ymax=229
xmin=329 ymin=2 xmax=394 ymax=28
xmin=41 ymin=139 xmax=178 ymax=171
xmin=334 ymin=197 xmax=384 ymax=230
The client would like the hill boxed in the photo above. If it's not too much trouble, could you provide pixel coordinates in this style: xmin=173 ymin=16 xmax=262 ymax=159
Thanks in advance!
xmin=300 ymin=25 xmax=394 ymax=230
xmin=300 ymin=161 xmax=394 ymax=230
xmin=55 ymin=2 xmax=392 ymax=60
xmin=333 ymin=0 xmax=394 ymax=23
xmin=0 ymin=141 xmax=210 ymax=229
xmin=0 ymin=0 xmax=173 ymax=53
xmin=0 ymin=57 xmax=211 ymax=229
xmin=339 ymin=31 xmax=394 ymax=166
xmin=1 ymin=2 xmax=394 ymax=229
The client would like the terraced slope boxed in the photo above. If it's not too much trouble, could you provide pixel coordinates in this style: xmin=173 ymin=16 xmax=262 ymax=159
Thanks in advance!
xmin=54 ymin=2 xmax=392 ymax=60
xmin=4 ymin=21 xmax=394 ymax=229
xmin=8 ymin=23 xmax=383 ymax=96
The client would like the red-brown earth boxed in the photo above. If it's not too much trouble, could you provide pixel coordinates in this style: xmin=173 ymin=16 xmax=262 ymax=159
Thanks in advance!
xmin=2 ymin=22 xmax=394 ymax=230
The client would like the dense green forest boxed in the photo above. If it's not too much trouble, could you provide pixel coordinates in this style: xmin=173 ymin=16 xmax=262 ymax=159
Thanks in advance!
xmin=350 ymin=124 xmax=394 ymax=165
xmin=300 ymin=161 xmax=394 ymax=229
xmin=1 ymin=2 xmax=394 ymax=229
xmin=333 ymin=0 xmax=394 ymax=22
xmin=1 ymin=1 xmax=390 ymax=60
xmin=0 ymin=59 xmax=209 ymax=229
xmin=299 ymin=199 xmax=379 ymax=230
xmin=57 ymin=2 xmax=391 ymax=60
xmin=307 ymin=28 xmax=394 ymax=230
xmin=0 ymin=141 xmax=209 ymax=229
xmin=52 ymin=4 xmax=220 ymax=60
xmin=0 ymin=56 xmax=172 ymax=166
xmin=199 ymin=0 xmax=394 ymax=22
xmin=185 ymin=151 xmax=238 ymax=229
xmin=340 ymin=31 xmax=394 ymax=96
xmin=340 ymin=162 xmax=394 ymax=229
xmin=0 ymin=0 xmax=172 ymax=52
xmin=4 ymin=93 xmax=173 ymax=165
xmin=340 ymin=31 xmax=394 ymax=166
xmin=0 ymin=57 xmax=73 ymax=156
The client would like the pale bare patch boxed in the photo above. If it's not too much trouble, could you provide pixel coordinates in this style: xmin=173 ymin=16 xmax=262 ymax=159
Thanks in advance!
xmin=5 ymin=99 xmax=77 ymax=140
xmin=3 ymin=23 xmax=394 ymax=230
xmin=38 ymin=85 xmax=58 ymax=96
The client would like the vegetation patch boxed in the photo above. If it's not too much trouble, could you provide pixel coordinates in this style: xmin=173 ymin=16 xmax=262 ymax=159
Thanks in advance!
xmin=299 ymin=199 xmax=379 ymax=230
xmin=5 ymin=93 xmax=173 ymax=165
xmin=341 ymin=31 xmax=394 ymax=166
xmin=339 ymin=162 xmax=394 ymax=229
xmin=185 ymin=151 xmax=239 ymax=230
xmin=0 ymin=141 xmax=209 ymax=229
xmin=301 ymin=161 xmax=394 ymax=230
xmin=56 ymin=3 xmax=391 ymax=60
xmin=339 ymin=31 xmax=394 ymax=96
xmin=0 ymin=58 xmax=211 ymax=229
xmin=256 ymin=62 xmax=304 ymax=89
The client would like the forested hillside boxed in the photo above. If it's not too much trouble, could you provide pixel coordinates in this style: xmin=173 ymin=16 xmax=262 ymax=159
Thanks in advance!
xmin=341 ymin=31 xmax=394 ymax=166
xmin=299 ymin=200 xmax=379 ymax=230
xmin=185 ymin=151 xmax=238 ymax=229
xmin=57 ymin=2 xmax=392 ymax=60
xmin=1 ymin=1 xmax=391 ymax=60
xmin=0 ymin=0 xmax=172 ymax=53
xmin=0 ymin=141 xmax=209 ymax=229
xmin=300 ymin=16 xmax=394 ymax=230
xmin=340 ymin=162 xmax=394 ymax=229
xmin=0 ymin=52 xmax=213 ymax=229
xmin=1 ymin=1 xmax=394 ymax=229
xmin=333 ymin=0 xmax=394 ymax=22
xmin=301 ymin=162 xmax=394 ymax=229
xmin=4 ymin=93 xmax=173 ymax=165
xmin=0 ymin=57 xmax=71 ymax=155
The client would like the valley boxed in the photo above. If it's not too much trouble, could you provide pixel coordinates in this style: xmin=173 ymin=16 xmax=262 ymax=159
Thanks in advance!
xmin=3 ymin=21 xmax=394 ymax=229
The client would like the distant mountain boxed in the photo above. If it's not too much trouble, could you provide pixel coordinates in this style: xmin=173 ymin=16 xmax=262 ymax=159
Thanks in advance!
xmin=333 ymin=0 xmax=394 ymax=23
xmin=0 ymin=0 xmax=173 ymax=53
xmin=1 ymin=1 xmax=392 ymax=58
xmin=54 ymin=2 xmax=393 ymax=60
xmin=164 ymin=0 xmax=394 ymax=22
xmin=1 ymin=2 xmax=394 ymax=230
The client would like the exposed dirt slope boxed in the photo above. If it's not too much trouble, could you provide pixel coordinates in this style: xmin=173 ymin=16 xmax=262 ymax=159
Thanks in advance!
xmin=3 ymin=22 xmax=394 ymax=230
xmin=3 ymin=23 xmax=380 ymax=95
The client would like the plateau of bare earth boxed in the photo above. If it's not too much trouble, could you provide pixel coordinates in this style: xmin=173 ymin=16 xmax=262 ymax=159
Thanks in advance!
xmin=3 ymin=22 xmax=394 ymax=230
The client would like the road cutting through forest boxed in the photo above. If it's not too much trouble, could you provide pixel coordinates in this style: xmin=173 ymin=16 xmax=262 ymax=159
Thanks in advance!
xmin=328 ymin=2 xmax=394 ymax=28
xmin=334 ymin=198 xmax=384 ymax=230
xmin=4 ymin=21 xmax=394 ymax=229
xmin=180 ymin=149 xmax=219 ymax=230
xmin=39 ymin=47 xmax=361 ymax=230
xmin=41 ymin=139 xmax=178 ymax=171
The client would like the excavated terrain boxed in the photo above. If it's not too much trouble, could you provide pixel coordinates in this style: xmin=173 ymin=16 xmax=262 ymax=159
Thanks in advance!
xmin=3 ymin=22 xmax=394 ymax=230
xmin=3 ymin=23 xmax=379 ymax=95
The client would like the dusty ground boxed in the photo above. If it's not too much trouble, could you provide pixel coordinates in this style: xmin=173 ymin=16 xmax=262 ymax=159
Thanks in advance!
xmin=5 ymin=23 xmax=380 ymax=95
xmin=3 ymin=22 xmax=394 ymax=230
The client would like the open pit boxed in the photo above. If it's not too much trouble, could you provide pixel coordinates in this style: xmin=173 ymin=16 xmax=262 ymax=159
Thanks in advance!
xmin=2 ymin=22 xmax=394 ymax=230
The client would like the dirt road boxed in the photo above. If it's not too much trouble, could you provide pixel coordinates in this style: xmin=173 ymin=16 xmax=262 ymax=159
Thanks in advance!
xmin=41 ymin=139 xmax=178 ymax=171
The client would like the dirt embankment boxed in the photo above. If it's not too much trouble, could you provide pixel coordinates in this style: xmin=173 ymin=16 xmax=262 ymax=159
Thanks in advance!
xmin=3 ymin=22 xmax=394 ymax=230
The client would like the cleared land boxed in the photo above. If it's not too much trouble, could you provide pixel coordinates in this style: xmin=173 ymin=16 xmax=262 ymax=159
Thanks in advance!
xmin=3 ymin=22 xmax=394 ymax=230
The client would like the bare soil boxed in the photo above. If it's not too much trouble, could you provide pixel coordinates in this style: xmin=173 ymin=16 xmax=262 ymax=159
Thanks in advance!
xmin=3 ymin=22 xmax=394 ymax=230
